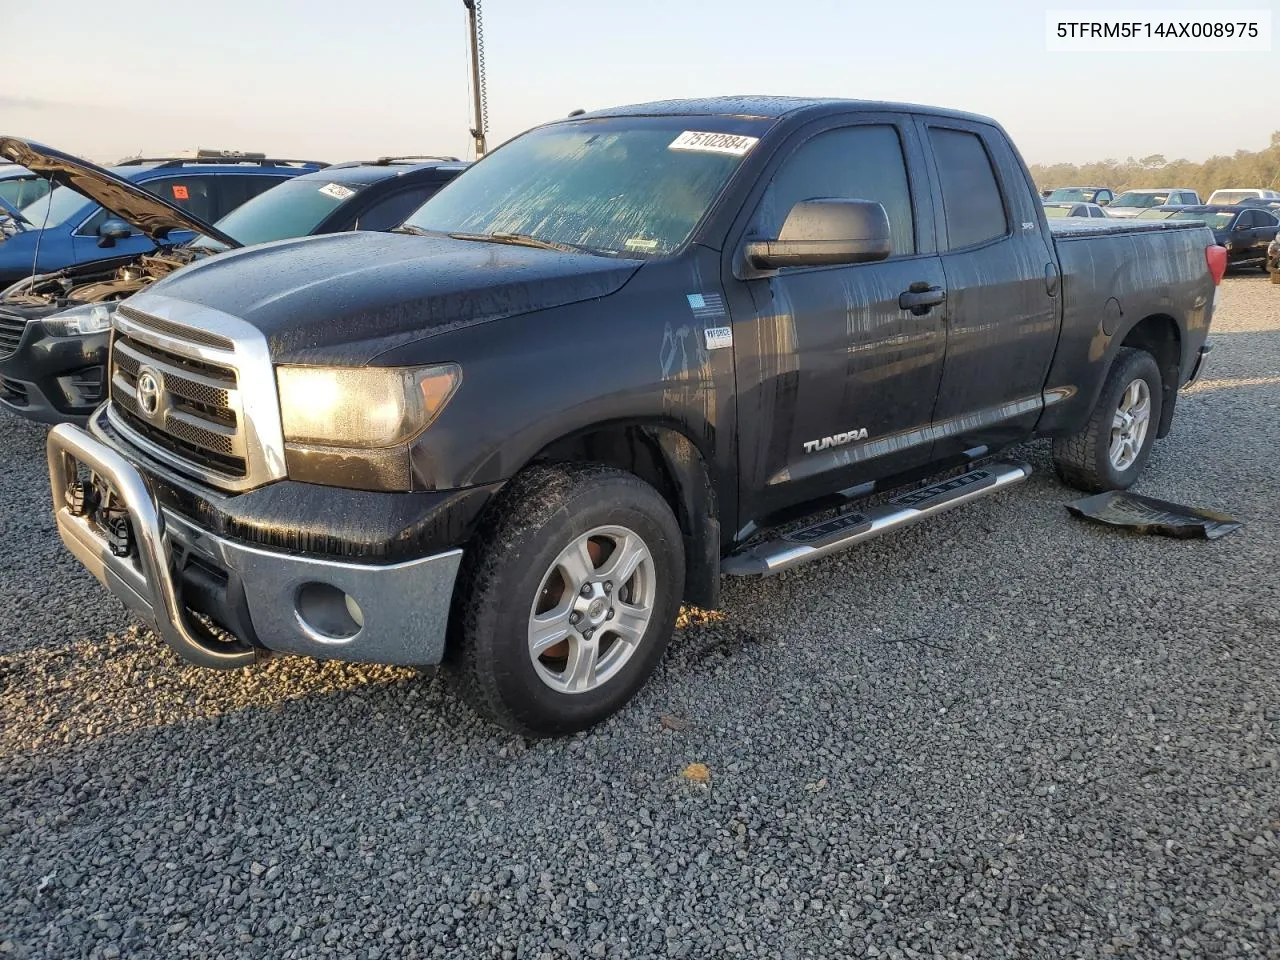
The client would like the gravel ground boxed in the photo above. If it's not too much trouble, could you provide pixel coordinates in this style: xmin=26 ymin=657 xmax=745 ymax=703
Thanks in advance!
xmin=1 ymin=276 xmax=1277 ymax=959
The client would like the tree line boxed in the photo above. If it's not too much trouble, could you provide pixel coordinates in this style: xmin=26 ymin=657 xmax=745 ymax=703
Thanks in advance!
xmin=1031 ymin=131 xmax=1280 ymax=197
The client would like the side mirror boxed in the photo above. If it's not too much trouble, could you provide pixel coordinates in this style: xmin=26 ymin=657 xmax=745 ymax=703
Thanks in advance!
xmin=97 ymin=218 xmax=132 ymax=248
xmin=743 ymin=198 xmax=891 ymax=273
xmin=1097 ymin=198 xmax=1110 ymax=206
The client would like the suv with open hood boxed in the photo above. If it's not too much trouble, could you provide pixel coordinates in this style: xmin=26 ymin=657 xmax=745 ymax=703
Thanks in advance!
xmin=0 ymin=140 xmax=463 ymax=423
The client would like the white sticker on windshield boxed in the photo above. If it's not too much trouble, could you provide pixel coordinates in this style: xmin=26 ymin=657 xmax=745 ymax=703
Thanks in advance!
xmin=318 ymin=182 xmax=356 ymax=201
xmin=669 ymin=131 xmax=759 ymax=156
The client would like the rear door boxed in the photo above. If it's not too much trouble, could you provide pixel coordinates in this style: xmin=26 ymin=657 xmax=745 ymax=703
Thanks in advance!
xmin=916 ymin=118 xmax=1060 ymax=460
xmin=725 ymin=115 xmax=947 ymax=522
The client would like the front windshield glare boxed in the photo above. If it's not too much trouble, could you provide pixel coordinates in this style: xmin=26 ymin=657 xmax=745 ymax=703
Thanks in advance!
xmin=19 ymin=185 xmax=91 ymax=228
xmin=404 ymin=119 xmax=763 ymax=258
xmin=1047 ymin=188 xmax=1094 ymax=202
xmin=203 ymin=178 xmax=360 ymax=249
xmin=1170 ymin=211 xmax=1236 ymax=229
xmin=1113 ymin=192 xmax=1167 ymax=208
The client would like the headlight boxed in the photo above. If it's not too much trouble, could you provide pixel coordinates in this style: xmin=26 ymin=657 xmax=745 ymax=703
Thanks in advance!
xmin=41 ymin=302 xmax=117 ymax=338
xmin=276 ymin=363 xmax=461 ymax=448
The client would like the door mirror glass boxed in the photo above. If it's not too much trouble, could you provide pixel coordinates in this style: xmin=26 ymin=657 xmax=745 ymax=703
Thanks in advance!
xmin=745 ymin=198 xmax=891 ymax=271
xmin=97 ymin=218 xmax=133 ymax=247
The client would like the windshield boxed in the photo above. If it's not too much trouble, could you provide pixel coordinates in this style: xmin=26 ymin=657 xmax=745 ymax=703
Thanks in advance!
xmin=1169 ymin=210 xmax=1237 ymax=230
xmin=1047 ymin=188 xmax=1097 ymax=202
xmin=403 ymin=116 xmax=768 ymax=258
xmin=198 ymin=178 xmax=364 ymax=250
xmin=1135 ymin=209 xmax=1178 ymax=220
xmin=1112 ymin=192 xmax=1169 ymax=209
xmin=1207 ymin=190 xmax=1256 ymax=204
xmin=18 ymin=184 xmax=94 ymax=228
xmin=1042 ymin=206 xmax=1073 ymax=217
xmin=0 ymin=177 xmax=50 ymax=210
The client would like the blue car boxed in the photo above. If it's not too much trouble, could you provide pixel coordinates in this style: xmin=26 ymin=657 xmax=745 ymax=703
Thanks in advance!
xmin=0 ymin=141 xmax=464 ymax=424
xmin=0 ymin=143 xmax=325 ymax=289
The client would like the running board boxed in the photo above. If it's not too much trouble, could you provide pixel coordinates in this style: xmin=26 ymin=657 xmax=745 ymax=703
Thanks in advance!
xmin=722 ymin=461 xmax=1031 ymax=576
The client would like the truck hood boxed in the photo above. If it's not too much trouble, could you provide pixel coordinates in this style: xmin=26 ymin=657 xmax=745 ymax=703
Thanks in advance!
xmin=0 ymin=136 xmax=240 ymax=248
xmin=137 ymin=230 xmax=642 ymax=364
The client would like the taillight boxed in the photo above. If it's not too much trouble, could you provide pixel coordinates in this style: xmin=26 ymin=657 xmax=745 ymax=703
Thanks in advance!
xmin=1206 ymin=245 xmax=1227 ymax=285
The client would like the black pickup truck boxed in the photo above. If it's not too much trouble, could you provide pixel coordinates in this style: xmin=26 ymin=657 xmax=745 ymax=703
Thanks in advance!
xmin=45 ymin=97 xmax=1222 ymax=735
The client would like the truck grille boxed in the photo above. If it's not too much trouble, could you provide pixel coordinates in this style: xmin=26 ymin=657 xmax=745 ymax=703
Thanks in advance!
xmin=0 ymin=311 xmax=25 ymax=360
xmin=108 ymin=314 xmax=248 ymax=480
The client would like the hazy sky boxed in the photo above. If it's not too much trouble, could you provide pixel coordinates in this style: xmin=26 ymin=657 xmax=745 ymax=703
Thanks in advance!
xmin=1 ymin=0 xmax=1276 ymax=167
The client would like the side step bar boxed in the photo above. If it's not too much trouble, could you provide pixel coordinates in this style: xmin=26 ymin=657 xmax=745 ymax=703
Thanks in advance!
xmin=722 ymin=461 xmax=1031 ymax=576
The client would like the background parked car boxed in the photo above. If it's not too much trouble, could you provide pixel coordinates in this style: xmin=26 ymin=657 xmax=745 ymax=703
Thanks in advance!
xmin=0 ymin=143 xmax=466 ymax=424
xmin=1206 ymin=188 xmax=1280 ymax=205
xmin=1237 ymin=197 xmax=1280 ymax=213
xmin=195 ymin=155 xmax=467 ymax=253
xmin=1106 ymin=188 xmax=1202 ymax=218
xmin=1042 ymin=201 xmax=1109 ymax=218
xmin=1158 ymin=204 xmax=1279 ymax=270
xmin=0 ymin=146 xmax=326 ymax=289
xmin=1043 ymin=186 xmax=1114 ymax=205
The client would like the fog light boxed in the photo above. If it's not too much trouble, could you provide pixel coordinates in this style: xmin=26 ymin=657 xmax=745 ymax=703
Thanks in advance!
xmin=67 ymin=479 xmax=98 ymax=517
xmin=106 ymin=513 xmax=133 ymax=558
xmin=295 ymin=582 xmax=363 ymax=642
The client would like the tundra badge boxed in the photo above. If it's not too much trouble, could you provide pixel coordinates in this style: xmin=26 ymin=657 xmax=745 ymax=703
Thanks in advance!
xmin=803 ymin=428 xmax=869 ymax=454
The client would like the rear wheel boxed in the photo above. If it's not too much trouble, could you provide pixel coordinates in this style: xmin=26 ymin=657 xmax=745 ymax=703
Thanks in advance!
xmin=447 ymin=463 xmax=684 ymax=736
xmin=1053 ymin=347 xmax=1163 ymax=492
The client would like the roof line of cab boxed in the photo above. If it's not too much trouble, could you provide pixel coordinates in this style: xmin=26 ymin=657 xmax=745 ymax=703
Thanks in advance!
xmin=566 ymin=95 xmax=999 ymax=127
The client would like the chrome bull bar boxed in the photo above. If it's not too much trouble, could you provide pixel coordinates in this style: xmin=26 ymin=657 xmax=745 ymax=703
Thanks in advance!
xmin=46 ymin=422 xmax=259 ymax=669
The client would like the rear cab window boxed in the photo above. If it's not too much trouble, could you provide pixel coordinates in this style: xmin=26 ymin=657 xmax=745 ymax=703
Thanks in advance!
xmin=926 ymin=127 xmax=1008 ymax=249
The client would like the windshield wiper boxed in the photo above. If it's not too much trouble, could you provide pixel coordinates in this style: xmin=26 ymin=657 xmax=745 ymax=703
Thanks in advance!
xmin=448 ymin=231 xmax=592 ymax=255
xmin=392 ymin=223 xmax=431 ymax=236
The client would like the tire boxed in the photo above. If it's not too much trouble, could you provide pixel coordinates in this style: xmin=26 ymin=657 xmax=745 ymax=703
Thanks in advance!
xmin=446 ymin=463 xmax=685 ymax=736
xmin=1052 ymin=347 xmax=1164 ymax=493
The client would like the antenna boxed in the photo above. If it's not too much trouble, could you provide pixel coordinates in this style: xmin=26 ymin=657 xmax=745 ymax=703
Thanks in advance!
xmin=463 ymin=0 xmax=489 ymax=158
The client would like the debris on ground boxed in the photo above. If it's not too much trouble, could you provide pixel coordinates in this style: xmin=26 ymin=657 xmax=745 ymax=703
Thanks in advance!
xmin=1066 ymin=490 xmax=1242 ymax=540
xmin=680 ymin=763 xmax=711 ymax=784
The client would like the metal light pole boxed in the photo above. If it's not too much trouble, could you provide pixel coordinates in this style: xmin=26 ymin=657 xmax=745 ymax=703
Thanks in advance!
xmin=463 ymin=0 xmax=488 ymax=159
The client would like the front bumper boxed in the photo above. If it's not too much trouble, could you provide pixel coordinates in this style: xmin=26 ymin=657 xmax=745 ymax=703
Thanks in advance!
xmin=0 ymin=316 xmax=108 ymax=424
xmin=47 ymin=424 xmax=463 ymax=668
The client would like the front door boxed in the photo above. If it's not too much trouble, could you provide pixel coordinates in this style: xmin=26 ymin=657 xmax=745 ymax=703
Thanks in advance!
xmin=725 ymin=118 xmax=948 ymax=526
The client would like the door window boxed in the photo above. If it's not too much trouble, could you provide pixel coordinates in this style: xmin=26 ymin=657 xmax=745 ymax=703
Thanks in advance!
xmin=928 ymin=127 xmax=1008 ymax=249
xmin=752 ymin=124 xmax=916 ymax=259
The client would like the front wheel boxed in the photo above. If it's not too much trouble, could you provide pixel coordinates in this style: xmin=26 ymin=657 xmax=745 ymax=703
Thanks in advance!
xmin=1053 ymin=347 xmax=1163 ymax=492
xmin=446 ymin=463 xmax=685 ymax=736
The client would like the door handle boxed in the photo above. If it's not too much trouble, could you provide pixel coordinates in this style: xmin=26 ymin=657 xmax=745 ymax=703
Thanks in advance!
xmin=898 ymin=283 xmax=946 ymax=315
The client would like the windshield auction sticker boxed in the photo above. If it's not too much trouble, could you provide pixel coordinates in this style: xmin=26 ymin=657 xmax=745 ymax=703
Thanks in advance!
xmin=1046 ymin=9 xmax=1271 ymax=51
xmin=669 ymin=131 xmax=759 ymax=156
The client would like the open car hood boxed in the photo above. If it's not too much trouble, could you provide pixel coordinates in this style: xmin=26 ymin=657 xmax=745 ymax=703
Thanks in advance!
xmin=0 ymin=136 xmax=241 ymax=249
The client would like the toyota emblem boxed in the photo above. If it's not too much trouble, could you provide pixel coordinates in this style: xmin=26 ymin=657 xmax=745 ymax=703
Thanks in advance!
xmin=136 ymin=367 xmax=163 ymax=418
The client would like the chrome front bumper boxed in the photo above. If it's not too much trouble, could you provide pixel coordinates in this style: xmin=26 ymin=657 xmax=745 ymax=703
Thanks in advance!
xmin=47 ymin=424 xmax=462 ymax=668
